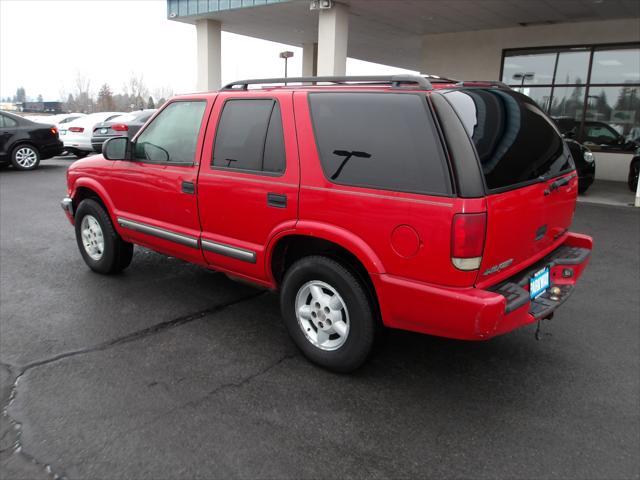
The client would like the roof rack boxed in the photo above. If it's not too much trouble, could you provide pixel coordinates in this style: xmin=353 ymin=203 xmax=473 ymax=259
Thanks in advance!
xmin=221 ymin=75 xmax=433 ymax=91
xmin=454 ymin=80 xmax=511 ymax=89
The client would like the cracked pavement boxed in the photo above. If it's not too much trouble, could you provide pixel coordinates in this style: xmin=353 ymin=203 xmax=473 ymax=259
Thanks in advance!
xmin=1 ymin=159 xmax=639 ymax=479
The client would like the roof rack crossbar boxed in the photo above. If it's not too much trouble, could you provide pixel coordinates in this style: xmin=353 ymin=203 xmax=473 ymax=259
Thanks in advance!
xmin=455 ymin=80 xmax=511 ymax=89
xmin=221 ymin=75 xmax=433 ymax=91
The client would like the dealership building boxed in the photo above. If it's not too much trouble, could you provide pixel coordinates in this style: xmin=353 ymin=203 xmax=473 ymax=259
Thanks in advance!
xmin=167 ymin=0 xmax=640 ymax=183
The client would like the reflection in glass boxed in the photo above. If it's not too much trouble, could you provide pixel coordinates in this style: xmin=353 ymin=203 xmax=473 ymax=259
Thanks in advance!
xmin=591 ymin=49 xmax=640 ymax=84
xmin=586 ymin=86 xmax=640 ymax=146
xmin=549 ymin=85 xmax=586 ymax=119
xmin=554 ymin=51 xmax=589 ymax=85
xmin=513 ymin=86 xmax=552 ymax=111
xmin=502 ymin=53 xmax=556 ymax=85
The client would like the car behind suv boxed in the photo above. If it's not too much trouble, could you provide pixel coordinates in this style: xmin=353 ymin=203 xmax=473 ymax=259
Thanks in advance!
xmin=61 ymin=75 xmax=592 ymax=372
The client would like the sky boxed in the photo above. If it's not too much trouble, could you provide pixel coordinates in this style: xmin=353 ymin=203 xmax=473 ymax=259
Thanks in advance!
xmin=0 ymin=0 xmax=415 ymax=102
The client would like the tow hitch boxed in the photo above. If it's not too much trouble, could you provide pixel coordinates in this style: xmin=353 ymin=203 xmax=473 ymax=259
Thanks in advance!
xmin=535 ymin=312 xmax=554 ymax=341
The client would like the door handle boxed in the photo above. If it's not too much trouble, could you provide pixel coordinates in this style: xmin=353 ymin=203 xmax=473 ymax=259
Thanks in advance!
xmin=267 ymin=192 xmax=287 ymax=208
xmin=182 ymin=181 xmax=195 ymax=194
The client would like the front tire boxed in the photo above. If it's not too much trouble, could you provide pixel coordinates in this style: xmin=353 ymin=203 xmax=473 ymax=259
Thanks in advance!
xmin=280 ymin=256 xmax=376 ymax=372
xmin=11 ymin=145 xmax=40 ymax=170
xmin=74 ymin=199 xmax=133 ymax=274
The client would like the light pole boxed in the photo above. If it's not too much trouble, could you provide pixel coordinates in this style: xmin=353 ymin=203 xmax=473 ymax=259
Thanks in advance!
xmin=512 ymin=72 xmax=535 ymax=90
xmin=279 ymin=51 xmax=294 ymax=83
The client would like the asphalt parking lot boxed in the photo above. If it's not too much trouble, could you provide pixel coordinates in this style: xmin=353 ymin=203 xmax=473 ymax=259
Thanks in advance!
xmin=1 ymin=158 xmax=639 ymax=480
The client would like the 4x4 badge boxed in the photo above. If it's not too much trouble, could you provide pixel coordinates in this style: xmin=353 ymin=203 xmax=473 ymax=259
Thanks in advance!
xmin=483 ymin=258 xmax=514 ymax=276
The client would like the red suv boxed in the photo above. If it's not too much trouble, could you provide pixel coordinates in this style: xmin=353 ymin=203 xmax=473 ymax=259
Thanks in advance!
xmin=61 ymin=75 xmax=592 ymax=372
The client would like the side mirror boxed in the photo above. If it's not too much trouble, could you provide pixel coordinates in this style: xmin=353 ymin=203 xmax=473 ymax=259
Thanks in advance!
xmin=103 ymin=137 xmax=130 ymax=161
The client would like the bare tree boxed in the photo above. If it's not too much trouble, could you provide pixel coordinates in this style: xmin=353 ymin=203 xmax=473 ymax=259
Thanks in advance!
xmin=124 ymin=73 xmax=149 ymax=110
xmin=73 ymin=72 xmax=93 ymax=113
xmin=153 ymin=86 xmax=174 ymax=108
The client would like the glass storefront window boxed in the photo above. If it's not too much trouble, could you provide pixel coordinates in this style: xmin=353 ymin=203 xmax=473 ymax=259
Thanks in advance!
xmin=591 ymin=48 xmax=640 ymax=84
xmin=554 ymin=51 xmax=590 ymax=85
xmin=586 ymin=86 xmax=640 ymax=148
xmin=502 ymin=44 xmax=640 ymax=152
xmin=549 ymin=86 xmax=586 ymax=120
xmin=514 ymin=86 xmax=552 ymax=111
xmin=501 ymin=53 xmax=556 ymax=85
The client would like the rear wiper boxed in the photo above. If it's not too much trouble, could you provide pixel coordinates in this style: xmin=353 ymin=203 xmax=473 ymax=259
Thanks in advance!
xmin=330 ymin=150 xmax=371 ymax=180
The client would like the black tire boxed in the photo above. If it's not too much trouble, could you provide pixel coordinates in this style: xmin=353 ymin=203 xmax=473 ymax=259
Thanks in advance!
xmin=74 ymin=151 xmax=89 ymax=159
xmin=74 ymin=199 xmax=133 ymax=274
xmin=628 ymin=160 xmax=639 ymax=192
xmin=280 ymin=256 xmax=376 ymax=372
xmin=11 ymin=144 xmax=40 ymax=171
xmin=578 ymin=183 xmax=590 ymax=194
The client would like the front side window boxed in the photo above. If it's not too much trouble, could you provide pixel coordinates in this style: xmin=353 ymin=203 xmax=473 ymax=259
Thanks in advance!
xmin=308 ymin=92 xmax=450 ymax=195
xmin=134 ymin=101 xmax=206 ymax=164
xmin=212 ymin=99 xmax=285 ymax=174
xmin=444 ymin=88 xmax=573 ymax=191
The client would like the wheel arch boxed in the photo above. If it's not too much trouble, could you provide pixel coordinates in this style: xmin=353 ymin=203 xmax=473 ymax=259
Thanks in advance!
xmin=71 ymin=179 xmax=116 ymax=220
xmin=267 ymin=228 xmax=384 ymax=323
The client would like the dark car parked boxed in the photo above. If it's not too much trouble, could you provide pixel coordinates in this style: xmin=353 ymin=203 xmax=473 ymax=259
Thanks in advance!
xmin=629 ymin=148 xmax=640 ymax=192
xmin=91 ymin=109 xmax=156 ymax=153
xmin=0 ymin=111 xmax=63 ymax=170
xmin=565 ymin=138 xmax=595 ymax=194
xmin=553 ymin=117 xmax=638 ymax=152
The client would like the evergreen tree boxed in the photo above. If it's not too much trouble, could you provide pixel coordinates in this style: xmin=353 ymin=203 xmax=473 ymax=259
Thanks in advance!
xmin=147 ymin=96 xmax=155 ymax=109
xmin=15 ymin=87 xmax=26 ymax=103
xmin=96 ymin=83 xmax=115 ymax=112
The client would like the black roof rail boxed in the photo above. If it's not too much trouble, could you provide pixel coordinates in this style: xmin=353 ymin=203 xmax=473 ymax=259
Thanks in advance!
xmin=221 ymin=75 xmax=433 ymax=91
xmin=454 ymin=80 xmax=511 ymax=89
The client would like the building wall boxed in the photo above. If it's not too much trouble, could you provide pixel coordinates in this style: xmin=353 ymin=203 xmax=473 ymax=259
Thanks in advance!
xmin=422 ymin=18 xmax=639 ymax=183
xmin=421 ymin=18 xmax=640 ymax=81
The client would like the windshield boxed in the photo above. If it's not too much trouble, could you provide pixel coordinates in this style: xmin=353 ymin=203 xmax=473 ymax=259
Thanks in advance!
xmin=443 ymin=88 xmax=573 ymax=191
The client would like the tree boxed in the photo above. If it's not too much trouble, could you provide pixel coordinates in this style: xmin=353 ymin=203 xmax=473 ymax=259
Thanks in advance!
xmin=15 ymin=87 xmax=26 ymax=103
xmin=73 ymin=72 xmax=93 ymax=113
xmin=157 ymin=98 xmax=166 ymax=108
xmin=64 ymin=94 xmax=76 ymax=113
xmin=124 ymin=73 xmax=148 ymax=110
xmin=37 ymin=94 xmax=43 ymax=102
xmin=153 ymin=86 xmax=173 ymax=108
xmin=147 ymin=96 xmax=155 ymax=109
xmin=96 ymin=83 xmax=115 ymax=112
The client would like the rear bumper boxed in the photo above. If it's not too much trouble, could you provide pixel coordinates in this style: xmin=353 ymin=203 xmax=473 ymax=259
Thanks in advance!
xmin=374 ymin=232 xmax=592 ymax=340
xmin=41 ymin=141 xmax=63 ymax=159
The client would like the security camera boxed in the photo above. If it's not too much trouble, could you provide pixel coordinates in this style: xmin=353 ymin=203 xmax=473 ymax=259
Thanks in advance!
xmin=310 ymin=0 xmax=334 ymax=10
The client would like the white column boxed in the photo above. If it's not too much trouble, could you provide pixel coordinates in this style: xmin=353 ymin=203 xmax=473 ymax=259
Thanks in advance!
xmin=196 ymin=19 xmax=221 ymax=91
xmin=302 ymin=42 xmax=318 ymax=77
xmin=317 ymin=2 xmax=348 ymax=76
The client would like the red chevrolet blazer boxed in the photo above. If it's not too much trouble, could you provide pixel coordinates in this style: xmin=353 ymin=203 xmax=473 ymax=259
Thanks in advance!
xmin=61 ymin=75 xmax=592 ymax=372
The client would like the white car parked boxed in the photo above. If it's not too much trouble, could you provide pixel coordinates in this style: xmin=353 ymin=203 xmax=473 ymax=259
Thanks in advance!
xmin=61 ymin=112 xmax=124 ymax=157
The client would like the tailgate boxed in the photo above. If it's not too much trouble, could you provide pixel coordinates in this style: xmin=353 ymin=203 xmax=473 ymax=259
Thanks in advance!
xmin=478 ymin=171 xmax=577 ymax=286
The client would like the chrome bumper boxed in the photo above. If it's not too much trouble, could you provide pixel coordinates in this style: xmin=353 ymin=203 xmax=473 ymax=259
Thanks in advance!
xmin=61 ymin=197 xmax=74 ymax=217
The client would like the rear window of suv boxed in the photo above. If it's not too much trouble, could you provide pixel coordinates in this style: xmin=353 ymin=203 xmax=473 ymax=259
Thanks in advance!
xmin=443 ymin=88 xmax=573 ymax=191
xmin=308 ymin=92 xmax=451 ymax=196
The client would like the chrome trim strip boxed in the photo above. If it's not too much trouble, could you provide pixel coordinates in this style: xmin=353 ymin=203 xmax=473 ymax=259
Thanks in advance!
xmin=201 ymin=239 xmax=256 ymax=263
xmin=117 ymin=217 xmax=199 ymax=249
xmin=61 ymin=197 xmax=74 ymax=216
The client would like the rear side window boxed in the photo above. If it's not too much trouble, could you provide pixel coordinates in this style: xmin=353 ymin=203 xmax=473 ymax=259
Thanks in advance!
xmin=444 ymin=88 xmax=573 ymax=191
xmin=212 ymin=99 xmax=285 ymax=175
xmin=308 ymin=93 xmax=450 ymax=195
xmin=134 ymin=101 xmax=206 ymax=164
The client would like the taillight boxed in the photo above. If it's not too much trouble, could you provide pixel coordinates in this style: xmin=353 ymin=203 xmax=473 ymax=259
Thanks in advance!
xmin=111 ymin=124 xmax=128 ymax=132
xmin=451 ymin=212 xmax=486 ymax=271
xmin=50 ymin=127 xmax=58 ymax=136
xmin=69 ymin=127 xmax=84 ymax=133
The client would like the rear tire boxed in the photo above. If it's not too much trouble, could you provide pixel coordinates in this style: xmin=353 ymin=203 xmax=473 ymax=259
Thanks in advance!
xmin=11 ymin=145 xmax=40 ymax=170
xmin=74 ymin=199 xmax=133 ymax=274
xmin=280 ymin=256 xmax=376 ymax=372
